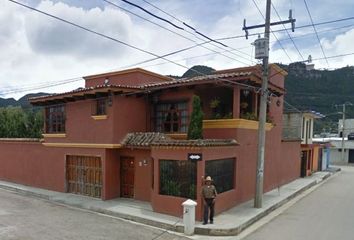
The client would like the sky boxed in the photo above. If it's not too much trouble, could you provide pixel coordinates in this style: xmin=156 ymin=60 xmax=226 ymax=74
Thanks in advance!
xmin=1 ymin=0 xmax=354 ymax=99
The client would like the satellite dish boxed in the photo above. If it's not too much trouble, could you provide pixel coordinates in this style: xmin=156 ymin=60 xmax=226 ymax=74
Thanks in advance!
xmin=104 ymin=78 xmax=109 ymax=85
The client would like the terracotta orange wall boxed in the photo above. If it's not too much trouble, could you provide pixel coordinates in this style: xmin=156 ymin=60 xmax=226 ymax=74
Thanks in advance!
xmin=0 ymin=141 xmax=105 ymax=194
xmin=269 ymin=65 xmax=285 ymax=88
xmin=312 ymin=146 xmax=320 ymax=172
xmin=151 ymin=147 xmax=237 ymax=220
xmin=44 ymin=99 xmax=114 ymax=144
xmin=112 ymin=96 xmax=148 ymax=143
xmin=103 ymin=148 xmax=152 ymax=201
xmin=103 ymin=149 xmax=120 ymax=200
xmin=118 ymin=149 xmax=152 ymax=202
xmin=85 ymin=72 xmax=170 ymax=88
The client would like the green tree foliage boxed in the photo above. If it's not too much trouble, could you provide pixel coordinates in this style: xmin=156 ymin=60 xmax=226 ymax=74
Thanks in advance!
xmin=188 ymin=95 xmax=204 ymax=139
xmin=0 ymin=107 xmax=43 ymax=138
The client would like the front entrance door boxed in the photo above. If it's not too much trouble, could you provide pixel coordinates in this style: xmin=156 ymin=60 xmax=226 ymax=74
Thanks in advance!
xmin=301 ymin=151 xmax=307 ymax=177
xmin=66 ymin=155 xmax=102 ymax=198
xmin=120 ymin=157 xmax=135 ymax=198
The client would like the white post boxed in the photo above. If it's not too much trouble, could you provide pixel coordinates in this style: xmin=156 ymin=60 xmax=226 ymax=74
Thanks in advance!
xmin=182 ymin=199 xmax=197 ymax=235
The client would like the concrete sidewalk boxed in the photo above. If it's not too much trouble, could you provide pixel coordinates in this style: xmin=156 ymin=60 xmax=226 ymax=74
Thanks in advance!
xmin=0 ymin=170 xmax=338 ymax=237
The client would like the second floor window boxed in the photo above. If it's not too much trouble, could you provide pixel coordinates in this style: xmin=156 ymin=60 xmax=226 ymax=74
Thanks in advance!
xmin=95 ymin=98 xmax=107 ymax=115
xmin=45 ymin=104 xmax=65 ymax=133
xmin=155 ymin=102 xmax=188 ymax=133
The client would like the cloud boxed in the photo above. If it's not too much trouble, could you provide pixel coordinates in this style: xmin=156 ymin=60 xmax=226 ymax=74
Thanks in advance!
xmin=1 ymin=0 xmax=354 ymax=100
xmin=24 ymin=1 xmax=133 ymax=59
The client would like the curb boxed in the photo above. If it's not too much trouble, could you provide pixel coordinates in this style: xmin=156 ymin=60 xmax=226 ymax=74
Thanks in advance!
xmin=194 ymin=180 xmax=317 ymax=236
xmin=0 ymin=171 xmax=337 ymax=237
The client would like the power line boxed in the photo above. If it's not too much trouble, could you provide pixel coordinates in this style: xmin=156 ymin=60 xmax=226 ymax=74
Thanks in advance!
xmin=139 ymin=0 xmax=226 ymax=47
xmin=303 ymin=0 xmax=329 ymax=67
xmin=217 ymin=15 xmax=354 ymax=41
xmin=252 ymin=0 xmax=292 ymax=62
xmin=103 ymin=0 xmax=252 ymax=66
xmin=271 ymin=3 xmax=305 ymax=61
xmin=140 ymin=0 xmax=253 ymax=60
xmin=5 ymin=0 xmax=266 ymax=97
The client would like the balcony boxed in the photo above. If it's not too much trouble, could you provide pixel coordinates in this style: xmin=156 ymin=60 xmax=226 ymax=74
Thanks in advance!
xmin=203 ymin=118 xmax=273 ymax=131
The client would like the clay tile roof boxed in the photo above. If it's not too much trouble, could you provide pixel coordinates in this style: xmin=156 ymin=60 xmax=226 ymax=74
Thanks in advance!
xmin=141 ymin=71 xmax=253 ymax=89
xmin=121 ymin=132 xmax=238 ymax=148
xmin=151 ymin=138 xmax=238 ymax=147
xmin=121 ymin=132 xmax=172 ymax=147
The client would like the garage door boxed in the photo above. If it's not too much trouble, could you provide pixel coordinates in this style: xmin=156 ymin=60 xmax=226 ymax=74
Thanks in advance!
xmin=66 ymin=155 xmax=102 ymax=198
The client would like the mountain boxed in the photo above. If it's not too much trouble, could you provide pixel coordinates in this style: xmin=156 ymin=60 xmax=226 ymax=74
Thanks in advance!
xmin=0 ymin=92 xmax=49 ymax=108
xmin=181 ymin=65 xmax=215 ymax=78
xmin=280 ymin=62 xmax=354 ymax=133
xmin=0 ymin=97 xmax=18 ymax=108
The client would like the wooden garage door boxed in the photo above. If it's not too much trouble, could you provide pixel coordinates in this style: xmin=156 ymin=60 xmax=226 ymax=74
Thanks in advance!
xmin=66 ymin=155 xmax=102 ymax=198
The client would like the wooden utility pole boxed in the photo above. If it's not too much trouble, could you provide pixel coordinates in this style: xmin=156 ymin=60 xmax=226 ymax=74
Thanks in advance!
xmin=242 ymin=0 xmax=296 ymax=208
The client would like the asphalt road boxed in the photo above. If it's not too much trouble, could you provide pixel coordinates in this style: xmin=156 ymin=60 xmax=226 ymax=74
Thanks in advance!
xmin=0 ymin=189 xmax=188 ymax=240
xmin=245 ymin=166 xmax=354 ymax=240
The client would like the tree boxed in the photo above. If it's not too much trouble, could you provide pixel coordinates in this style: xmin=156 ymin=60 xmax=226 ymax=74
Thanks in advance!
xmin=0 ymin=107 xmax=43 ymax=138
xmin=188 ymin=95 xmax=204 ymax=139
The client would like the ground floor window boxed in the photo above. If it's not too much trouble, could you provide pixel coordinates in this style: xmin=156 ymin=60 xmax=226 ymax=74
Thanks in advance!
xmin=159 ymin=160 xmax=196 ymax=199
xmin=205 ymin=158 xmax=235 ymax=193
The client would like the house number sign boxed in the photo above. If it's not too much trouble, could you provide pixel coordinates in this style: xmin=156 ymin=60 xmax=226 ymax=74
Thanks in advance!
xmin=188 ymin=153 xmax=202 ymax=161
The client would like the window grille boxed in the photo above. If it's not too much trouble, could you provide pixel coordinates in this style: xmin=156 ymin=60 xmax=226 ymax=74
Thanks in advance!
xmin=205 ymin=158 xmax=235 ymax=193
xmin=159 ymin=160 xmax=196 ymax=199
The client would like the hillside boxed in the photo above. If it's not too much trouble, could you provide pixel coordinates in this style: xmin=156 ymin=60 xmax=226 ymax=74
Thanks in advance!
xmin=0 ymin=92 xmax=49 ymax=108
xmin=280 ymin=62 xmax=354 ymax=133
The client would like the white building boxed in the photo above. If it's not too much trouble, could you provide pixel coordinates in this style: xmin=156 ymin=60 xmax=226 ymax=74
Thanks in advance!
xmin=338 ymin=119 xmax=354 ymax=137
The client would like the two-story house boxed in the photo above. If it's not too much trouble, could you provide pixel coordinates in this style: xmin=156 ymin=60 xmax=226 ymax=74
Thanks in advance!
xmin=283 ymin=110 xmax=324 ymax=177
xmin=0 ymin=64 xmax=301 ymax=220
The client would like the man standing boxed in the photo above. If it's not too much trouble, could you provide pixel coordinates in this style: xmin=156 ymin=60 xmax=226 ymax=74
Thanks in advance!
xmin=201 ymin=176 xmax=217 ymax=225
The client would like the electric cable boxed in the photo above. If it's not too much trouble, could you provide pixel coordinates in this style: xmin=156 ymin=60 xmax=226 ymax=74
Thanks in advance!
xmin=140 ymin=0 xmax=253 ymax=59
xmin=271 ymin=2 xmax=305 ymax=61
xmin=303 ymin=0 xmax=329 ymax=67
xmin=103 ymin=0 xmax=253 ymax=65
xmin=252 ymin=0 xmax=292 ymax=62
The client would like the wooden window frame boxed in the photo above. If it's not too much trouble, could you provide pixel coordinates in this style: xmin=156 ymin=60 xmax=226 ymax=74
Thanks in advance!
xmin=94 ymin=98 xmax=107 ymax=116
xmin=154 ymin=101 xmax=188 ymax=133
xmin=45 ymin=104 xmax=66 ymax=134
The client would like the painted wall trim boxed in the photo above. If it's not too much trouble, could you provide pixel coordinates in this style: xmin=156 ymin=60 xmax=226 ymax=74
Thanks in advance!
xmin=42 ymin=142 xmax=122 ymax=148
xmin=42 ymin=133 xmax=66 ymax=138
xmin=91 ymin=115 xmax=108 ymax=120
xmin=166 ymin=133 xmax=187 ymax=140
xmin=202 ymin=118 xmax=273 ymax=131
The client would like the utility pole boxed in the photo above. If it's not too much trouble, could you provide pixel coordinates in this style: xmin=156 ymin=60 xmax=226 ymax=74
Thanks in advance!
xmin=341 ymin=104 xmax=346 ymax=163
xmin=243 ymin=0 xmax=296 ymax=208
xmin=254 ymin=0 xmax=271 ymax=209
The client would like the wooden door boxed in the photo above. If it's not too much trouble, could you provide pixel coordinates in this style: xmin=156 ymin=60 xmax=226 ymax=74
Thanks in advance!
xmin=66 ymin=155 xmax=102 ymax=198
xmin=300 ymin=151 xmax=307 ymax=177
xmin=120 ymin=157 xmax=135 ymax=198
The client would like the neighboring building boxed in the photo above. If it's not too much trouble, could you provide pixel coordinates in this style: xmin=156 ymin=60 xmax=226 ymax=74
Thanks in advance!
xmin=283 ymin=110 xmax=324 ymax=176
xmin=0 ymin=65 xmax=301 ymax=220
xmin=338 ymin=119 xmax=354 ymax=138
xmin=313 ymin=119 xmax=354 ymax=165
